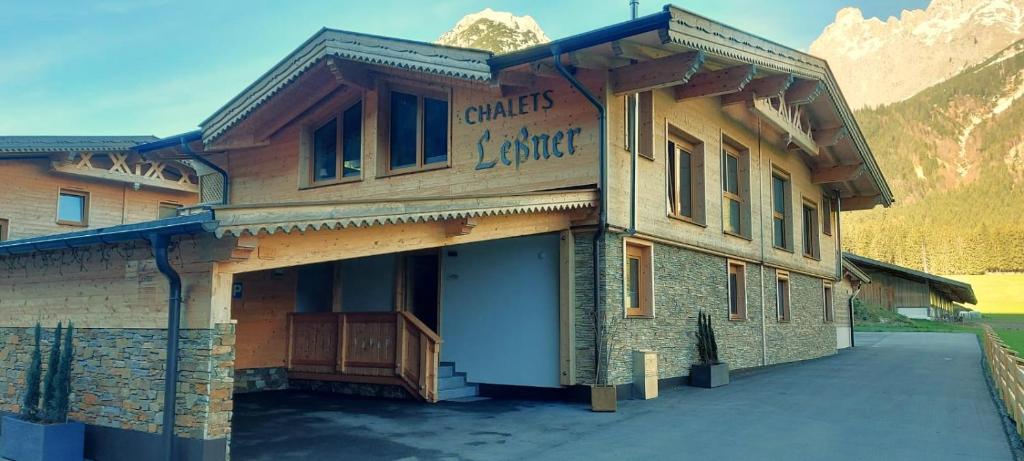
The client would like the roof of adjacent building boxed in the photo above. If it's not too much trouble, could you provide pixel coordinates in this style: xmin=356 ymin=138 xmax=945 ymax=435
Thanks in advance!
xmin=0 ymin=136 xmax=159 ymax=154
xmin=0 ymin=212 xmax=216 ymax=256
xmin=841 ymin=256 xmax=872 ymax=284
xmin=843 ymin=253 xmax=977 ymax=304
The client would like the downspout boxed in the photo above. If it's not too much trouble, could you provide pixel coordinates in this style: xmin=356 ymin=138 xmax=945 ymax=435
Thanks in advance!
xmin=756 ymin=118 xmax=768 ymax=366
xmin=150 ymin=234 xmax=182 ymax=461
xmin=180 ymin=139 xmax=230 ymax=205
xmin=836 ymin=194 xmax=853 ymax=347
xmin=552 ymin=48 xmax=607 ymax=385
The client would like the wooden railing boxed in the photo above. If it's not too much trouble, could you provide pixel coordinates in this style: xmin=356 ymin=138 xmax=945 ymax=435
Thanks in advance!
xmin=287 ymin=311 xmax=441 ymax=402
xmin=982 ymin=325 xmax=1024 ymax=437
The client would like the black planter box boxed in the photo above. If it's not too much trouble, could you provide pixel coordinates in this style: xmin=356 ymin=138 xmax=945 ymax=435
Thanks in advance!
xmin=689 ymin=363 xmax=729 ymax=388
xmin=1 ymin=415 xmax=84 ymax=461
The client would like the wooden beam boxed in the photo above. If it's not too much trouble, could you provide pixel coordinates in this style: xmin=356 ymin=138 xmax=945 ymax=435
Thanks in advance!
xmin=721 ymin=73 xmax=794 ymax=106
xmin=811 ymin=164 xmax=864 ymax=184
xmin=496 ymin=70 xmax=536 ymax=89
xmin=812 ymin=126 xmax=848 ymax=147
xmin=50 ymin=160 xmax=199 ymax=193
xmin=786 ymin=79 xmax=825 ymax=106
xmin=569 ymin=51 xmax=631 ymax=70
xmin=444 ymin=217 xmax=478 ymax=237
xmin=326 ymin=57 xmax=374 ymax=90
xmin=610 ymin=51 xmax=705 ymax=95
xmin=611 ymin=40 xmax=673 ymax=60
xmin=674 ymin=64 xmax=757 ymax=101
xmin=251 ymin=82 xmax=345 ymax=141
xmin=840 ymin=195 xmax=880 ymax=210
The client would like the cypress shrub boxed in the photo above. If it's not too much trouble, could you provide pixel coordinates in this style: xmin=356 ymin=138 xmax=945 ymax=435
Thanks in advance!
xmin=19 ymin=323 xmax=43 ymax=421
xmin=40 ymin=321 xmax=62 ymax=420
xmin=51 ymin=322 xmax=74 ymax=422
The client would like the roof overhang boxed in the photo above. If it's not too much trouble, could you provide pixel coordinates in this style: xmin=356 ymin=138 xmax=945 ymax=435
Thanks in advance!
xmin=212 ymin=189 xmax=597 ymax=238
xmin=843 ymin=253 xmax=977 ymax=304
xmin=842 ymin=257 xmax=872 ymax=284
xmin=0 ymin=212 xmax=216 ymax=256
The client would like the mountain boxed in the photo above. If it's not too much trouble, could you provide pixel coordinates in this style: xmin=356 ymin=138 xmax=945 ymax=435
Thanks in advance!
xmin=436 ymin=8 xmax=549 ymax=54
xmin=843 ymin=39 xmax=1024 ymax=274
xmin=810 ymin=0 xmax=1024 ymax=109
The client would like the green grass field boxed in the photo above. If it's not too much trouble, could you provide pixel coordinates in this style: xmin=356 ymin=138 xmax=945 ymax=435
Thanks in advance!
xmin=947 ymin=273 xmax=1024 ymax=313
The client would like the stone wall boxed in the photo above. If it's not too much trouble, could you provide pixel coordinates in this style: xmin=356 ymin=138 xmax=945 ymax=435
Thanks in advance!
xmin=572 ymin=231 xmax=597 ymax=385
xmin=577 ymin=232 xmax=838 ymax=386
xmin=764 ymin=270 xmax=837 ymax=364
xmin=0 ymin=323 xmax=233 ymax=441
xmin=234 ymin=367 xmax=289 ymax=394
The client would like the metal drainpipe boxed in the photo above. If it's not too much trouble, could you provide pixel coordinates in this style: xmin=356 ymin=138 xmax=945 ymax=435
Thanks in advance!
xmin=756 ymin=118 xmax=768 ymax=366
xmin=552 ymin=47 xmax=607 ymax=385
xmin=180 ymin=139 xmax=230 ymax=205
xmin=150 ymin=233 xmax=182 ymax=461
xmin=836 ymin=194 xmax=853 ymax=347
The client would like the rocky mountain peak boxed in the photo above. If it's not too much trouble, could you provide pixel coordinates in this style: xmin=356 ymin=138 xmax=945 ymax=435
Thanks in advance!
xmin=810 ymin=0 xmax=1024 ymax=108
xmin=436 ymin=8 xmax=549 ymax=54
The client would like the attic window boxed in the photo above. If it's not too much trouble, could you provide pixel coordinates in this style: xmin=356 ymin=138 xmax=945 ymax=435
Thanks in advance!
xmin=306 ymin=100 xmax=363 ymax=186
xmin=381 ymin=83 xmax=451 ymax=175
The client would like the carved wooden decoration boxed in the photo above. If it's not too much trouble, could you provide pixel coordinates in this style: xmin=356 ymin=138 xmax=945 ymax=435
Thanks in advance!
xmin=673 ymin=64 xmax=756 ymax=101
xmin=50 ymin=151 xmax=198 ymax=193
xmin=786 ymin=79 xmax=825 ymax=106
xmin=721 ymin=73 xmax=794 ymax=106
xmin=610 ymin=51 xmax=705 ymax=95
xmin=752 ymin=94 xmax=818 ymax=156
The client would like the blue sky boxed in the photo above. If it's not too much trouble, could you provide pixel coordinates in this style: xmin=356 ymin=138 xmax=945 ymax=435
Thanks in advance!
xmin=0 ymin=0 xmax=929 ymax=137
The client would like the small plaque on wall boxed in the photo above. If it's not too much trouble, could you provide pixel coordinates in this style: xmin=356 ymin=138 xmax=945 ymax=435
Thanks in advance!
xmin=232 ymin=282 xmax=244 ymax=299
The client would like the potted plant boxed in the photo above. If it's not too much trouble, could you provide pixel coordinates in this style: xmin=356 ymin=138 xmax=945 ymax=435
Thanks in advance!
xmin=2 ymin=322 xmax=84 ymax=461
xmin=689 ymin=311 xmax=729 ymax=388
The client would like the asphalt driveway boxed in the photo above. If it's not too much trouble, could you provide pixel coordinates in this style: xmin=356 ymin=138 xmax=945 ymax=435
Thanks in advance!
xmin=232 ymin=332 xmax=1013 ymax=460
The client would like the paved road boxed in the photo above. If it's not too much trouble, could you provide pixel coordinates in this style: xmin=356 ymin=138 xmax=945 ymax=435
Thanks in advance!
xmin=233 ymin=332 xmax=1012 ymax=460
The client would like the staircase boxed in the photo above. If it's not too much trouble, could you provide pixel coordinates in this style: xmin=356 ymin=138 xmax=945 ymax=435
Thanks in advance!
xmin=437 ymin=362 xmax=482 ymax=401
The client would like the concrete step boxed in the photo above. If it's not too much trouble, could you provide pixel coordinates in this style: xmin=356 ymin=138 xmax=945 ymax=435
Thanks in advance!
xmin=438 ymin=384 xmax=479 ymax=401
xmin=438 ymin=374 xmax=466 ymax=390
xmin=438 ymin=364 xmax=454 ymax=378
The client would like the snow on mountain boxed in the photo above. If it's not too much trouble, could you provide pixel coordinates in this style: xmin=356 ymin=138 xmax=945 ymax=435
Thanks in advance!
xmin=810 ymin=0 xmax=1024 ymax=108
xmin=436 ymin=8 xmax=549 ymax=54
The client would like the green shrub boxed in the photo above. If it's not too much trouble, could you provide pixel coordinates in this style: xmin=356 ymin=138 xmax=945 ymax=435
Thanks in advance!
xmin=19 ymin=323 xmax=42 ymax=421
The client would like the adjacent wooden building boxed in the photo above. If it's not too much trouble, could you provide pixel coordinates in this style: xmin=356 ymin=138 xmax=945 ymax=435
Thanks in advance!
xmin=844 ymin=253 xmax=976 ymax=320
xmin=0 ymin=136 xmax=199 ymax=240
xmin=0 ymin=5 xmax=895 ymax=460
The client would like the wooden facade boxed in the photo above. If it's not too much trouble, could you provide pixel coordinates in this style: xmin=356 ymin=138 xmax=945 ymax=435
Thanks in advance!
xmin=0 ymin=140 xmax=198 ymax=241
xmin=845 ymin=253 xmax=975 ymax=319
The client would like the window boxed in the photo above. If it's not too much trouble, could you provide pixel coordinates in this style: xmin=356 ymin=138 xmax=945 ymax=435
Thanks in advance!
xmin=308 ymin=100 xmax=363 ymax=184
xmin=728 ymin=262 xmax=746 ymax=320
xmin=802 ymin=200 xmax=820 ymax=259
xmin=822 ymin=197 xmax=833 ymax=236
xmin=57 ymin=189 xmax=88 ymax=226
xmin=625 ymin=92 xmax=654 ymax=159
xmin=721 ymin=140 xmax=750 ymax=238
xmin=667 ymin=133 xmax=703 ymax=222
xmin=776 ymin=271 xmax=791 ymax=322
xmin=823 ymin=281 xmax=834 ymax=323
xmin=771 ymin=171 xmax=792 ymax=250
xmin=0 ymin=218 xmax=8 ymax=241
xmin=386 ymin=87 xmax=449 ymax=173
xmin=158 ymin=202 xmax=181 ymax=219
xmin=624 ymin=240 xmax=653 ymax=318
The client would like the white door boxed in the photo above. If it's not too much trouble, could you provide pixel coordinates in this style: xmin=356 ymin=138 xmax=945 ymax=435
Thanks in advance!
xmin=836 ymin=326 xmax=852 ymax=349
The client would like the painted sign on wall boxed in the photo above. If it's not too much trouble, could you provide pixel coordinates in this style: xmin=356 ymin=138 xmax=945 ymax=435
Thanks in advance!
xmin=463 ymin=90 xmax=584 ymax=171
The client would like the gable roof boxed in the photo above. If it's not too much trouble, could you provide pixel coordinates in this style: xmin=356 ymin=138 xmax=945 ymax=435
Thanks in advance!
xmin=0 ymin=136 xmax=158 ymax=155
xmin=843 ymin=253 xmax=977 ymax=304
xmin=200 ymin=28 xmax=493 ymax=143
xmin=842 ymin=256 xmax=871 ymax=284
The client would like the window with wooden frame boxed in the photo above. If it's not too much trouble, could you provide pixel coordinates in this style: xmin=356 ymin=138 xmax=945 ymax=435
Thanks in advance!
xmin=0 ymin=218 xmax=8 ymax=241
xmin=728 ymin=261 xmax=746 ymax=320
xmin=802 ymin=199 xmax=821 ymax=259
xmin=381 ymin=83 xmax=450 ymax=174
xmin=776 ymin=270 xmax=791 ymax=322
xmin=822 ymin=196 xmax=834 ymax=236
xmin=771 ymin=170 xmax=792 ymax=251
xmin=158 ymin=202 xmax=182 ymax=219
xmin=56 ymin=189 xmax=89 ymax=226
xmin=721 ymin=138 xmax=750 ymax=238
xmin=302 ymin=99 xmax=363 ymax=186
xmin=623 ymin=239 xmax=654 ymax=318
xmin=666 ymin=130 xmax=704 ymax=224
xmin=823 ymin=281 xmax=834 ymax=323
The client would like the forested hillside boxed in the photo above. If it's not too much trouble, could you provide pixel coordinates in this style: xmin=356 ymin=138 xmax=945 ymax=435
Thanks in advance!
xmin=844 ymin=40 xmax=1024 ymax=274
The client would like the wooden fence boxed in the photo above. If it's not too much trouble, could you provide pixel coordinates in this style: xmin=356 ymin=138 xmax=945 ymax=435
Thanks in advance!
xmin=982 ymin=324 xmax=1024 ymax=437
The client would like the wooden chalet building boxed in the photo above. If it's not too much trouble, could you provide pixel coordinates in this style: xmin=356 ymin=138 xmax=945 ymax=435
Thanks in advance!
xmin=844 ymin=253 xmax=976 ymax=320
xmin=0 ymin=5 xmax=893 ymax=460
xmin=0 ymin=136 xmax=199 ymax=240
